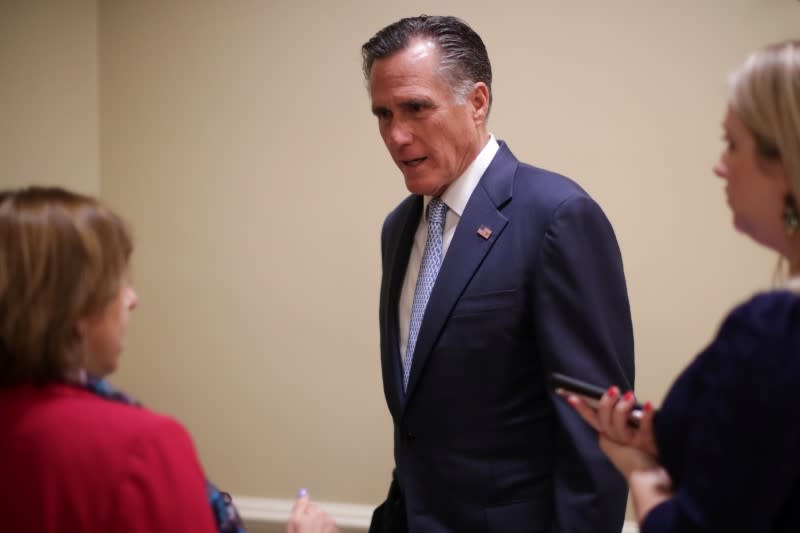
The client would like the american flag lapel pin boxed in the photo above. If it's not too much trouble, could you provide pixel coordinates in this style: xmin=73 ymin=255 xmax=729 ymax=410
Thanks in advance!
xmin=476 ymin=225 xmax=492 ymax=240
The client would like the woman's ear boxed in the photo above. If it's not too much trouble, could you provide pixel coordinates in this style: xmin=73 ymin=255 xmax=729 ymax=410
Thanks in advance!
xmin=74 ymin=317 xmax=88 ymax=341
xmin=763 ymin=155 xmax=789 ymax=182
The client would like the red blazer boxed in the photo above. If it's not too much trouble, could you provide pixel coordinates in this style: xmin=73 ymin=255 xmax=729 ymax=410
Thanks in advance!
xmin=0 ymin=384 xmax=217 ymax=533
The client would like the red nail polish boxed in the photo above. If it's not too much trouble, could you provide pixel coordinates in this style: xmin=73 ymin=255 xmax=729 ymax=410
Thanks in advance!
xmin=607 ymin=386 xmax=618 ymax=398
xmin=644 ymin=401 xmax=653 ymax=413
xmin=623 ymin=391 xmax=634 ymax=402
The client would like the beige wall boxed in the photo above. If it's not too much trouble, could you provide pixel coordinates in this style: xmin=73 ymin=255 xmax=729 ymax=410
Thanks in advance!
xmin=4 ymin=0 xmax=800 ymax=517
xmin=0 ymin=0 xmax=99 ymax=194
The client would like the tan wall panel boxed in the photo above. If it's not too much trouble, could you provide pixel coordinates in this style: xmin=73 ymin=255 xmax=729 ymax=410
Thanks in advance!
xmin=0 ymin=0 xmax=99 ymax=194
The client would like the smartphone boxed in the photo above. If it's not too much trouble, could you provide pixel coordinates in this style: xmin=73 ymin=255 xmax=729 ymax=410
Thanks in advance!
xmin=549 ymin=372 xmax=643 ymax=428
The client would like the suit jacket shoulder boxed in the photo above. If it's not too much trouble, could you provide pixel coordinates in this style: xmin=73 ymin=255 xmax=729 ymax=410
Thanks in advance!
xmin=490 ymin=145 xmax=599 ymax=215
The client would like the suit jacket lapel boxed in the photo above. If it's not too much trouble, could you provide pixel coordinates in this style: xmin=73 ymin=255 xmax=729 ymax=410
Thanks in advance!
xmin=403 ymin=142 xmax=517 ymax=401
xmin=382 ymin=197 xmax=423 ymax=416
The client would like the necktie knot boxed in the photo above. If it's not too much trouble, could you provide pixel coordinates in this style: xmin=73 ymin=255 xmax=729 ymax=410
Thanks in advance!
xmin=427 ymin=198 xmax=447 ymax=228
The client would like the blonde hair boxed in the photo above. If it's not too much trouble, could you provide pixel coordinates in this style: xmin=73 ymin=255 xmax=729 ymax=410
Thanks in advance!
xmin=0 ymin=187 xmax=132 ymax=386
xmin=728 ymin=40 xmax=800 ymax=197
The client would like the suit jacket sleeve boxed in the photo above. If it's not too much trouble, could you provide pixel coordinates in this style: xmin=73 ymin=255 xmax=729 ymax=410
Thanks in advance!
xmin=534 ymin=194 xmax=635 ymax=533
xmin=111 ymin=416 xmax=218 ymax=533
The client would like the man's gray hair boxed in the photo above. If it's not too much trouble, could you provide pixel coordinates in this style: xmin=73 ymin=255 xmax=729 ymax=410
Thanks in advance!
xmin=361 ymin=15 xmax=493 ymax=110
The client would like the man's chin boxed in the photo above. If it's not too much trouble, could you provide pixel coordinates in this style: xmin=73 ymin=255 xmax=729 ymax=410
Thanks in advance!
xmin=403 ymin=175 xmax=439 ymax=197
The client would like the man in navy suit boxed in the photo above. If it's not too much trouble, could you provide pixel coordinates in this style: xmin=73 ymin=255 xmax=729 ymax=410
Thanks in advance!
xmin=363 ymin=15 xmax=634 ymax=533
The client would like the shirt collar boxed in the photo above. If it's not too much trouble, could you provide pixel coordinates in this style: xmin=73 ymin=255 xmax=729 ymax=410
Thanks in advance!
xmin=424 ymin=134 xmax=499 ymax=217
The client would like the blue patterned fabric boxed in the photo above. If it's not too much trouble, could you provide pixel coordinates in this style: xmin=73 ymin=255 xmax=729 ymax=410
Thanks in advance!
xmin=82 ymin=377 xmax=247 ymax=533
xmin=404 ymin=198 xmax=448 ymax=390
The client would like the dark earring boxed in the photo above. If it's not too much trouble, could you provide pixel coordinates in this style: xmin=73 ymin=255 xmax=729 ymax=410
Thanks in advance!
xmin=783 ymin=195 xmax=799 ymax=237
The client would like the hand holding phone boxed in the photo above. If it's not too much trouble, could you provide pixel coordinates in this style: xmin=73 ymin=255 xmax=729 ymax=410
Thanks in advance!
xmin=549 ymin=372 xmax=643 ymax=428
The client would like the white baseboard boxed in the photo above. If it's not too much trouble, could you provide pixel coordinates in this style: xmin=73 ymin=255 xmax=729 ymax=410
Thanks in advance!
xmin=233 ymin=495 xmax=372 ymax=528
xmin=233 ymin=495 xmax=638 ymax=532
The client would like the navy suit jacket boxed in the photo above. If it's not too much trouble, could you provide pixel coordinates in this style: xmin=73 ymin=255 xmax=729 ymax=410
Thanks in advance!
xmin=378 ymin=142 xmax=635 ymax=533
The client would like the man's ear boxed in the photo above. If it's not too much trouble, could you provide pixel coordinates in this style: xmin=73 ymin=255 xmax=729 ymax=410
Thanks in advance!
xmin=470 ymin=82 xmax=490 ymax=125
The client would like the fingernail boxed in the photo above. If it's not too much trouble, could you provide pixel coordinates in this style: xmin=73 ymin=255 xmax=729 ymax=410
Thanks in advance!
xmin=566 ymin=395 xmax=579 ymax=407
xmin=644 ymin=401 xmax=653 ymax=413
xmin=623 ymin=391 xmax=634 ymax=402
xmin=297 ymin=488 xmax=308 ymax=498
xmin=607 ymin=386 xmax=618 ymax=398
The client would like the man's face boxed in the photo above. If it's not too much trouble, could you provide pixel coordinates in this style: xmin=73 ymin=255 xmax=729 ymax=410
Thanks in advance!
xmin=369 ymin=39 xmax=487 ymax=197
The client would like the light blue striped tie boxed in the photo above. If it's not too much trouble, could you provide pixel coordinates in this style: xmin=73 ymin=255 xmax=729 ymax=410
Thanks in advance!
xmin=403 ymin=198 xmax=448 ymax=390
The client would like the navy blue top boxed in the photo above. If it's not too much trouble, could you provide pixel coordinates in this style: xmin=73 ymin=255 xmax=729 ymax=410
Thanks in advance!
xmin=642 ymin=291 xmax=800 ymax=532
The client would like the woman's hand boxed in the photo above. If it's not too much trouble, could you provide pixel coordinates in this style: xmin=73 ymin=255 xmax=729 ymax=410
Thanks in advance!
xmin=598 ymin=434 xmax=659 ymax=479
xmin=628 ymin=460 xmax=673 ymax=524
xmin=563 ymin=386 xmax=659 ymax=458
xmin=286 ymin=490 xmax=339 ymax=533
xmin=601 ymin=437 xmax=673 ymax=523
xmin=564 ymin=389 xmax=672 ymax=524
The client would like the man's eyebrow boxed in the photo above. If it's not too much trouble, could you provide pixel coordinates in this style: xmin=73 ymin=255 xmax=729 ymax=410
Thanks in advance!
xmin=400 ymin=97 xmax=435 ymax=109
xmin=371 ymin=98 xmax=436 ymax=116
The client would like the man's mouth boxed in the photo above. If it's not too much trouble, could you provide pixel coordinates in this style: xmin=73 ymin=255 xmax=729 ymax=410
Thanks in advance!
xmin=401 ymin=157 xmax=427 ymax=167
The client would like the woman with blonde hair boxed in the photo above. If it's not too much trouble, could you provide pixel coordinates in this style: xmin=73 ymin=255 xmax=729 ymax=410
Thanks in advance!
xmin=0 ymin=187 xmax=336 ymax=533
xmin=565 ymin=40 xmax=800 ymax=532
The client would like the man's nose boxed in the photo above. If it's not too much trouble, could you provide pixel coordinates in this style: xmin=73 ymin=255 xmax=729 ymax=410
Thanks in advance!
xmin=387 ymin=120 xmax=413 ymax=147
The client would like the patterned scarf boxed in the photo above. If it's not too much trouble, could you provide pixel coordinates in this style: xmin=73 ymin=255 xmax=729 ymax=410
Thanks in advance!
xmin=81 ymin=377 xmax=247 ymax=533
